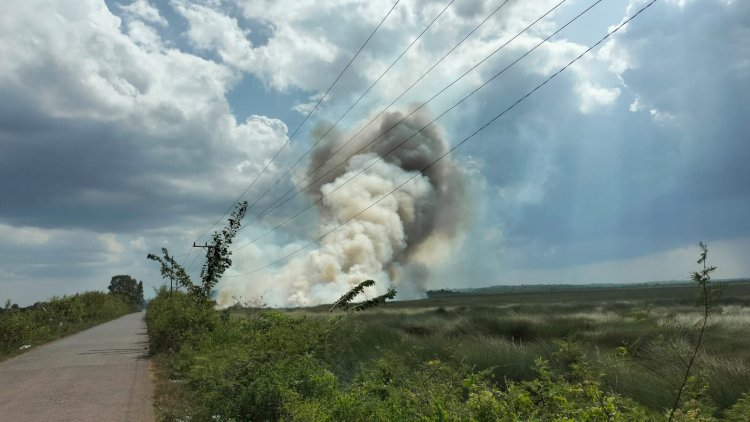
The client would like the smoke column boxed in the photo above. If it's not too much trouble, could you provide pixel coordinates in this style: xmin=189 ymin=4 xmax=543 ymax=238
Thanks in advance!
xmin=217 ymin=110 xmax=471 ymax=307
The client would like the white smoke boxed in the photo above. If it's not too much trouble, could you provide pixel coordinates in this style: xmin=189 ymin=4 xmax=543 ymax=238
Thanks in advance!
xmin=217 ymin=110 xmax=471 ymax=307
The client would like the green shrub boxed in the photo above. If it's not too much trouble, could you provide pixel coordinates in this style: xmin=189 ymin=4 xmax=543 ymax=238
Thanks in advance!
xmin=145 ymin=287 xmax=219 ymax=355
xmin=148 ymin=299 xmax=337 ymax=420
xmin=0 ymin=291 xmax=133 ymax=358
xmin=724 ymin=392 xmax=750 ymax=421
xmin=148 ymin=301 xmax=669 ymax=421
xmin=143 ymin=243 xmax=750 ymax=421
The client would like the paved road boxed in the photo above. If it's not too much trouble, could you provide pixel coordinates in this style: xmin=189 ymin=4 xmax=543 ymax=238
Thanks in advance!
xmin=0 ymin=312 xmax=154 ymax=421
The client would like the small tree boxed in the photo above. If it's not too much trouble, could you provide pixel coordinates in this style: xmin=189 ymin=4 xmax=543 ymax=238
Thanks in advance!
xmin=329 ymin=279 xmax=397 ymax=313
xmin=147 ymin=247 xmax=192 ymax=293
xmin=668 ymin=241 xmax=718 ymax=421
xmin=148 ymin=201 xmax=248 ymax=304
xmin=197 ymin=201 xmax=247 ymax=300
xmin=137 ymin=281 xmax=144 ymax=307
xmin=108 ymin=275 xmax=144 ymax=310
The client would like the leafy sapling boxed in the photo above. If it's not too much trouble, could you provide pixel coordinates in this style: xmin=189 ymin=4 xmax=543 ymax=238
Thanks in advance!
xmin=668 ymin=241 xmax=717 ymax=421
xmin=147 ymin=201 xmax=248 ymax=303
xmin=146 ymin=248 xmax=192 ymax=292
xmin=329 ymin=279 xmax=375 ymax=312
xmin=196 ymin=201 xmax=248 ymax=300
xmin=329 ymin=279 xmax=396 ymax=312
xmin=349 ymin=289 xmax=397 ymax=312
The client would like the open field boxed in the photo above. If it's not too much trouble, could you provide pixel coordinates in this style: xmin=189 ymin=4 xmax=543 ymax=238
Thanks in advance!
xmin=148 ymin=281 xmax=750 ymax=420
xmin=291 ymin=280 xmax=750 ymax=312
xmin=286 ymin=281 xmax=750 ymax=413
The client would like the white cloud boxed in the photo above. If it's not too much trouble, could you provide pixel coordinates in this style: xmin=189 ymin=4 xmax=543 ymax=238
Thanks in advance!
xmin=125 ymin=19 xmax=165 ymax=51
xmin=168 ymin=0 xmax=620 ymax=122
xmin=171 ymin=0 xmax=254 ymax=59
xmin=119 ymin=0 xmax=168 ymax=27
xmin=0 ymin=0 xmax=289 ymax=203
xmin=649 ymin=107 xmax=678 ymax=124
xmin=130 ymin=237 xmax=147 ymax=250
xmin=0 ymin=0 xmax=294 ymax=303
xmin=99 ymin=233 xmax=125 ymax=255
xmin=0 ymin=224 xmax=55 ymax=246
xmin=1 ymin=0 xmax=747 ymax=305
xmin=173 ymin=0 xmax=340 ymax=92
xmin=629 ymin=96 xmax=642 ymax=112
xmin=576 ymin=80 xmax=621 ymax=113
xmin=291 ymin=92 xmax=326 ymax=115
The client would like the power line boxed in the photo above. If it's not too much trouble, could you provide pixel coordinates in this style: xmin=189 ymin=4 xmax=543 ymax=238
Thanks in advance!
xmin=179 ymin=0 xmax=401 ymax=271
xmin=226 ymin=0 xmax=659 ymax=278
xmin=239 ymin=0 xmax=515 ymax=233
xmin=233 ymin=0 xmax=458 ymax=238
xmin=231 ymin=0 xmax=578 ymax=252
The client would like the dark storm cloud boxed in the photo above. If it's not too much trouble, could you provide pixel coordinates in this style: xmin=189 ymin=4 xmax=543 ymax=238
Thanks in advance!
xmin=0 ymin=88 xmax=231 ymax=232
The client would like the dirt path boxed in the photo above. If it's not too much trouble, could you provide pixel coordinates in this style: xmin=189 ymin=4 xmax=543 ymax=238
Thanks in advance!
xmin=0 ymin=312 xmax=154 ymax=421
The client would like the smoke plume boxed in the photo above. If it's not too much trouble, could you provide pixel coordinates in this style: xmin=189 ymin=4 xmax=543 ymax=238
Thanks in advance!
xmin=217 ymin=110 xmax=471 ymax=307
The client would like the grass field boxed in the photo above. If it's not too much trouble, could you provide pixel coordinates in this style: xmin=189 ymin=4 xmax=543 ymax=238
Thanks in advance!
xmin=288 ymin=281 xmax=750 ymax=413
xmin=148 ymin=280 xmax=750 ymax=420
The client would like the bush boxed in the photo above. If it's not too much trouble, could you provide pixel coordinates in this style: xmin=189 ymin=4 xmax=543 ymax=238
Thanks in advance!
xmin=0 ymin=291 xmax=133 ymax=358
xmin=145 ymin=287 xmax=219 ymax=355
xmin=145 ymin=243 xmax=750 ymax=420
xmin=148 ymin=298 xmax=667 ymax=421
xmin=147 ymin=290 xmax=337 ymax=420
xmin=724 ymin=392 xmax=750 ymax=421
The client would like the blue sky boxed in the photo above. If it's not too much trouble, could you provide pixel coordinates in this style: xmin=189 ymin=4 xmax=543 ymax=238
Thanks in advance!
xmin=1 ymin=0 xmax=748 ymax=306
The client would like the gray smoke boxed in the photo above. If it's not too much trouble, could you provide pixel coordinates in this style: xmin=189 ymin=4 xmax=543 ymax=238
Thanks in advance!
xmin=218 ymin=109 xmax=471 ymax=307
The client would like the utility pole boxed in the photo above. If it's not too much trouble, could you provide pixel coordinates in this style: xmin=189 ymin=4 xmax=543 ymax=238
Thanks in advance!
xmin=193 ymin=241 xmax=219 ymax=298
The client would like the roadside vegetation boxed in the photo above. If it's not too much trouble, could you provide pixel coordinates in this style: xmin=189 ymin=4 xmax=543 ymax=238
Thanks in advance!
xmin=147 ymin=283 xmax=750 ymax=421
xmin=146 ymin=205 xmax=750 ymax=420
xmin=0 ymin=274 xmax=144 ymax=360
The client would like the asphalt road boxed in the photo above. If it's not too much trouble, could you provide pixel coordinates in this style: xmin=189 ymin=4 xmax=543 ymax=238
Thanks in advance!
xmin=0 ymin=312 xmax=154 ymax=421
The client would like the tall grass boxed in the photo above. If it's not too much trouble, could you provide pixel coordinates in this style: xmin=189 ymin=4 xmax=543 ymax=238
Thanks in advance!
xmin=0 ymin=291 xmax=135 ymax=359
xmin=313 ymin=299 xmax=750 ymax=416
xmin=147 ymin=288 xmax=750 ymax=420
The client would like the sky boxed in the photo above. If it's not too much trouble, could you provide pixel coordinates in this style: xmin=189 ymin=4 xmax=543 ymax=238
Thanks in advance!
xmin=1 ymin=0 xmax=748 ymax=306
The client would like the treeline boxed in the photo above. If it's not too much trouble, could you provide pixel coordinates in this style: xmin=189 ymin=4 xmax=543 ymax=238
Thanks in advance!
xmin=0 ymin=275 xmax=145 ymax=358
xmin=427 ymin=278 xmax=750 ymax=298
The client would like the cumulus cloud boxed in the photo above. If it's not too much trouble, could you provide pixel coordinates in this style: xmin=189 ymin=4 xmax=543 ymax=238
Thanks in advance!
xmin=1 ymin=0 xmax=747 ymax=305
xmin=576 ymin=81 xmax=621 ymax=113
xmin=119 ymin=0 xmax=168 ymax=27
xmin=0 ymin=0 xmax=292 ymax=303
xmin=0 ymin=0 xmax=289 ymax=233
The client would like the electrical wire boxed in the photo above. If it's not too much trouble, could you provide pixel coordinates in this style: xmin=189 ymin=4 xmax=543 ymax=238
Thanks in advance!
xmin=234 ymin=0 xmax=458 ymax=235
xmin=239 ymin=0 xmax=515 ymax=233
xmin=224 ymin=0 xmax=659 ymax=277
xmin=231 ymin=0 xmax=581 ymax=252
xmin=179 ymin=0 xmax=401 ymax=271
